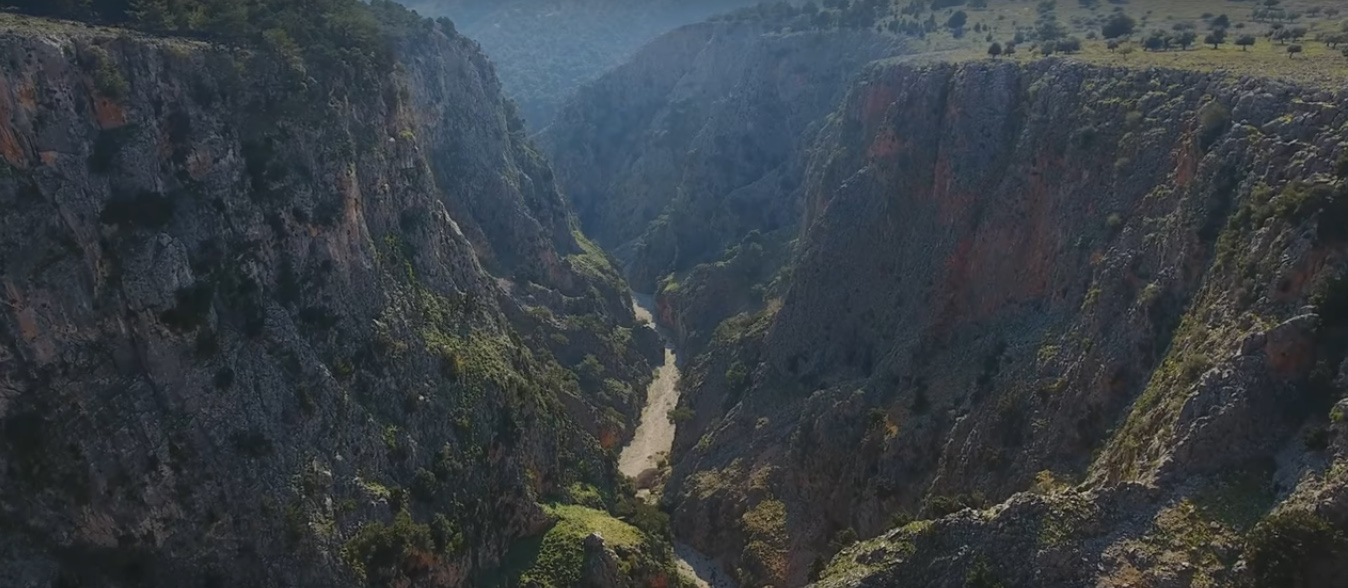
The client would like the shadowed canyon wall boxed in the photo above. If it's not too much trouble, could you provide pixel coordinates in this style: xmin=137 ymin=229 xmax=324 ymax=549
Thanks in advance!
xmin=653 ymin=60 xmax=1348 ymax=588
xmin=542 ymin=17 xmax=903 ymax=357
xmin=0 ymin=14 xmax=668 ymax=587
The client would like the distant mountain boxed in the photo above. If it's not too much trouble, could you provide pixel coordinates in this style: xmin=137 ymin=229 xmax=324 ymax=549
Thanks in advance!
xmin=400 ymin=0 xmax=767 ymax=129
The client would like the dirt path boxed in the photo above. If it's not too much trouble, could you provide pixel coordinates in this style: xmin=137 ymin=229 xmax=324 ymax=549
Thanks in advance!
xmin=618 ymin=293 xmax=736 ymax=588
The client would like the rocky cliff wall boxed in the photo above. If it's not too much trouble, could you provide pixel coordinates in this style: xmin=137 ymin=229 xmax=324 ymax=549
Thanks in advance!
xmin=664 ymin=59 xmax=1348 ymax=588
xmin=541 ymin=20 xmax=902 ymax=358
xmin=0 ymin=15 xmax=659 ymax=587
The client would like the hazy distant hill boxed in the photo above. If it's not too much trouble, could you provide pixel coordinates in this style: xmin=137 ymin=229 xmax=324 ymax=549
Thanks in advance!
xmin=400 ymin=0 xmax=764 ymax=129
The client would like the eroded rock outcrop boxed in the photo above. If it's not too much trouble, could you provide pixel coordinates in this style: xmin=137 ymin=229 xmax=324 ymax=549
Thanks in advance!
xmin=662 ymin=59 xmax=1348 ymax=587
xmin=0 ymin=14 xmax=659 ymax=587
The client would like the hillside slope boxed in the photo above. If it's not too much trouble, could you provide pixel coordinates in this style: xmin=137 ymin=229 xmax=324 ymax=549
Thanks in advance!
xmin=0 ymin=12 xmax=672 ymax=587
xmin=399 ymin=0 xmax=765 ymax=129
xmin=660 ymin=59 xmax=1348 ymax=588
xmin=541 ymin=16 xmax=903 ymax=356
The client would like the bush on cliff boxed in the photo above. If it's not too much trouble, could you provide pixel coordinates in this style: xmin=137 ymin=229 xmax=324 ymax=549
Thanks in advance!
xmin=1242 ymin=509 xmax=1348 ymax=587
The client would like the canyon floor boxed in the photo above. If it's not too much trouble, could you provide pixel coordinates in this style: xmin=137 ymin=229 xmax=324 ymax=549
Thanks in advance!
xmin=620 ymin=294 xmax=735 ymax=588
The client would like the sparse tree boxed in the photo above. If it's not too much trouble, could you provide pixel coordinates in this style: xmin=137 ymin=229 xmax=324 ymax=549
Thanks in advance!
xmin=1145 ymin=29 xmax=1168 ymax=51
xmin=1177 ymin=30 xmax=1197 ymax=50
xmin=1236 ymin=34 xmax=1256 ymax=51
xmin=1101 ymin=12 xmax=1136 ymax=39
xmin=1205 ymin=28 xmax=1227 ymax=49
xmin=988 ymin=42 xmax=1003 ymax=58
xmin=1288 ymin=43 xmax=1303 ymax=58
xmin=1210 ymin=14 xmax=1231 ymax=29
xmin=947 ymin=10 xmax=968 ymax=31
xmin=1036 ymin=17 xmax=1067 ymax=41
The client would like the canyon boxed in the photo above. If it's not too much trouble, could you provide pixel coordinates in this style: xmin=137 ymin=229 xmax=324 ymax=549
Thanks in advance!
xmin=540 ymin=12 xmax=1348 ymax=588
xmin=2 ymin=1 xmax=1348 ymax=588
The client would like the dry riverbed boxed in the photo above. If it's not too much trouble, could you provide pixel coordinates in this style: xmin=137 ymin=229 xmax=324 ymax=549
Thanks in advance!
xmin=619 ymin=293 xmax=736 ymax=588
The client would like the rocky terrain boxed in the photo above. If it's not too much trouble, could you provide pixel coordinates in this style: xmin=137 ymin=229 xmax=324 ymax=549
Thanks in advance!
xmin=542 ymin=13 xmax=903 ymax=356
xmin=0 ymin=8 xmax=681 ymax=588
xmin=656 ymin=59 xmax=1348 ymax=588
xmin=7 ymin=1 xmax=1348 ymax=587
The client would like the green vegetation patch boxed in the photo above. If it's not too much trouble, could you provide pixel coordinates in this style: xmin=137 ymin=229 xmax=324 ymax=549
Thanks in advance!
xmin=496 ymin=504 xmax=644 ymax=588
xmin=3 ymin=0 xmax=435 ymax=76
xmin=567 ymin=229 xmax=624 ymax=286
xmin=1243 ymin=509 xmax=1348 ymax=588
xmin=341 ymin=510 xmax=434 ymax=582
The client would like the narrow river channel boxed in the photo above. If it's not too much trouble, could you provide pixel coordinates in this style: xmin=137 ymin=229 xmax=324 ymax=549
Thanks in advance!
xmin=618 ymin=294 xmax=736 ymax=588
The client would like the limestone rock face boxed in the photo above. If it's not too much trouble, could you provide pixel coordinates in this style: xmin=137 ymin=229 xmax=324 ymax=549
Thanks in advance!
xmin=0 ymin=16 xmax=653 ymax=587
xmin=541 ymin=20 xmax=903 ymax=292
xmin=661 ymin=60 xmax=1348 ymax=588
xmin=581 ymin=532 xmax=628 ymax=588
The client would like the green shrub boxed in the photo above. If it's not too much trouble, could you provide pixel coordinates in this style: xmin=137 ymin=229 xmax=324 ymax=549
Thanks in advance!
xmin=1243 ymin=510 xmax=1348 ymax=588
xmin=341 ymin=510 xmax=435 ymax=581
xmin=1198 ymin=101 xmax=1231 ymax=152
xmin=725 ymin=360 xmax=750 ymax=391
xmin=410 ymin=467 xmax=438 ymax=503
xmin=666 ymin=407 xmax=695 ymax=424
xmin=82 ymin=45 xmax=128 ymax=98
xmin=575 ymin=354 xmax=604 ymax=384
xmin=431 ymin=513 xmax=464 ymax=555
xmin=922 ymin=493 xmax=986 ymax=518
xmin=866 ymin=408 xmax=888 ymax=430
xmin=966 ymin=556 xmax=1005 ymax=588
xmin=438 ymin=347 xmax=463 ymax=381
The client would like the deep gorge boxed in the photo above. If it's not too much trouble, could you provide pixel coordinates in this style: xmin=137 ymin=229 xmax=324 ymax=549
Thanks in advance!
xmin=540 ymin=22 xmax=1348 ymax=588
xmin=3 ymin=2 xmax=1348 ymax=588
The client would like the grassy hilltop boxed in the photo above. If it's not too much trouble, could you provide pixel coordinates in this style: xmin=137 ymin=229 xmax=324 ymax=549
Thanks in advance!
xmin=715 ymin=0 xmax=1348 ymax=87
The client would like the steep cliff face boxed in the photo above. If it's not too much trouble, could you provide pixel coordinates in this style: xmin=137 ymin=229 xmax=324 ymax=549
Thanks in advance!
xmin=542 ymin=19 xmax=902 ymax=353
xmin=664 ymin=59 xmax=1348 ymax=588
xmin=0 ymin=14 xmax=664 ymax=587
